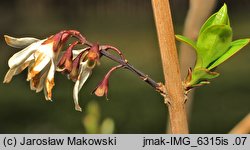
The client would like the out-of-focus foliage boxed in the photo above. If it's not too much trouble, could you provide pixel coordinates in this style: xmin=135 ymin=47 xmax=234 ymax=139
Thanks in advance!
xmin=82 ymin=101 xmax=115 ymax=134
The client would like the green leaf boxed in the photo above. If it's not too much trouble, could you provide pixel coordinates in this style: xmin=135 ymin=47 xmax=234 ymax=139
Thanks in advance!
xmin=213 ymin=3 xmax=229 ymax=26
xmin=208 ymin=38 xmax=250 ymax=70
xmin=189 ymin=68 xmax=220 ymax=87
xmin=199 ymin=13 xmax=217 ymax=35
xmin=175 ymin=35 xmax=197 ymax=50
xmin=196 ymin=25 xmax=232 ymax=68
xmin=199 ymin=4 xmax=229 ymax=35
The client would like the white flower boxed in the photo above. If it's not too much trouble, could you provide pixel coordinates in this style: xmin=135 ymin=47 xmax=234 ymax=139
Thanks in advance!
xmin=3 ymin=30 xmax=86 ymax=101
xmin=69 ymin=44 xmax=100 ymax=111
xmin=4 ymin=35 xmax=58 ymax=101
xmin=73 ymin=60 xmax=93 ymax=111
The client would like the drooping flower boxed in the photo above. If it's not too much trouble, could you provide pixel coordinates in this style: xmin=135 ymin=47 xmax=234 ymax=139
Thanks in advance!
xmin=93 ymin=65 xmax=122 ymax=99
xmin=93 ymin=72 xmax=109 ymax=98
xmin=3 ymin=30 xmax=86 ymax=101
xmin=69 ymin=44 xmax=100 ymax=111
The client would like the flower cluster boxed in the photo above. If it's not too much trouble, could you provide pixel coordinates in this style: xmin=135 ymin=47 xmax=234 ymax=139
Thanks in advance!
xmin=3 ymin=30 xmax=127 ymax=111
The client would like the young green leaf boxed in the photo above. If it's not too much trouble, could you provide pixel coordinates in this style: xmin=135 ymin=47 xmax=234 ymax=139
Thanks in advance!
xmin=199 ymin=13 xmax=217 ymax=35
xmin=175 ymin=35 xmax=197 ymax=50
xmin=208 ymin=38 xmax=250 ymax=70
xmin=213 ymin=3 xmax=229 ymax=26
xmin=178 ymin=3 xmax=249 ymax=90
xmin=189 ymin=68 xmax=219 ymax=87
xmin=199 ymin=3 xmax=229 ymax=35
xmin=196 ymin=25 xmax=232 ymax=68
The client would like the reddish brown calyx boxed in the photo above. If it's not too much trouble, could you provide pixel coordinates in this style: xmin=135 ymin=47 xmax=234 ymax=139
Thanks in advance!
xmin=87 ymin=43 xmax=100 ymax=62
xmin=94 ymin=76 xmax=108 ymax=96
xmin=42 ymin=30 xmax=86 ymax=52
xmin=57 ymin=41 xmax=79 ymax=73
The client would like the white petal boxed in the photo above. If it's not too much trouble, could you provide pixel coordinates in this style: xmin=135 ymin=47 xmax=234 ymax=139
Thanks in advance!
xmin=43 ymin=73 xmax=53 ymax=101
xmin=78 ymin=62 xmax=92 ymax=91
xmin=32 ymin=54 xmax=50 ymax=72
xmin=73 ymin=79 xmax=82 ymax=111
xmin=72 ymin=61 xmax=92 ymax=112
xmin=66 ymin=74 xmax=71 ymax=80
xmin=29 ymin=78 xmax=36 ymax=91
xmin=37 ymin=42 xmax=54 ymax=58
xmin=43 ymin=60 xmax=56 ymax=101
xmin=29 ymin=68 xmax=48 ymax=92
xmin=28 ymin=62 xmax=36 ymax=90
xmin=25 ymin=54 xmax=35 ymax=62
xmin=72 ymin=48 xmax=89 ymax=59
xmin=47 ymin=60 xmax=55 ymax=81
xmin=44 ymin=85 xmax=49 ymax=100
xmin=36 ymin=72 xmax=47 ymax=93
xmin=15 ymin=61 xmax=31 ymax=74
xmin=3 ymin=68 xmax=17 ymax=83
xmin=27 ymin=53 xmax=50 ymax=81
xmin=38 ymin=69 xmax=50 ymax=100
xmin=3 ymin=61 xmax=31 ymax=83
xmin=8 ymin=40 xmax=45 ymax=68
xmin=4 ymin=35 xmax=40 ymax=48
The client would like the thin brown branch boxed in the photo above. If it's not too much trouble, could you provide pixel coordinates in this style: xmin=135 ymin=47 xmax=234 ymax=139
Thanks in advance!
xmin=100 ymin=50 xmax=164 ymax=94
xmin=85 ymin=41 xmax=165 ymax=94
xmin=152 ymin=0 xmax=189 ymax=133
xmin=229 ymin=113 xmax=250 ymax=134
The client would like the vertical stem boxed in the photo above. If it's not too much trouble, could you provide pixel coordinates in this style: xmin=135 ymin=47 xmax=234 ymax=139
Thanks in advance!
xmin=151 ymin=0 xmax=189 ymax=133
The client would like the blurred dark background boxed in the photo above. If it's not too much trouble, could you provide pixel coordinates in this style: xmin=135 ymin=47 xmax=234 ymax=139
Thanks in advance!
xmin=0 ymin=0 xmax=249 ymax=133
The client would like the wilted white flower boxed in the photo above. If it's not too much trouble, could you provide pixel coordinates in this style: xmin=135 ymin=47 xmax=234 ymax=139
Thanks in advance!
xmin=3 ymin=30 xmax=85 ymax=101
xmin=65 ymin=44 xmax=100 ymax=111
